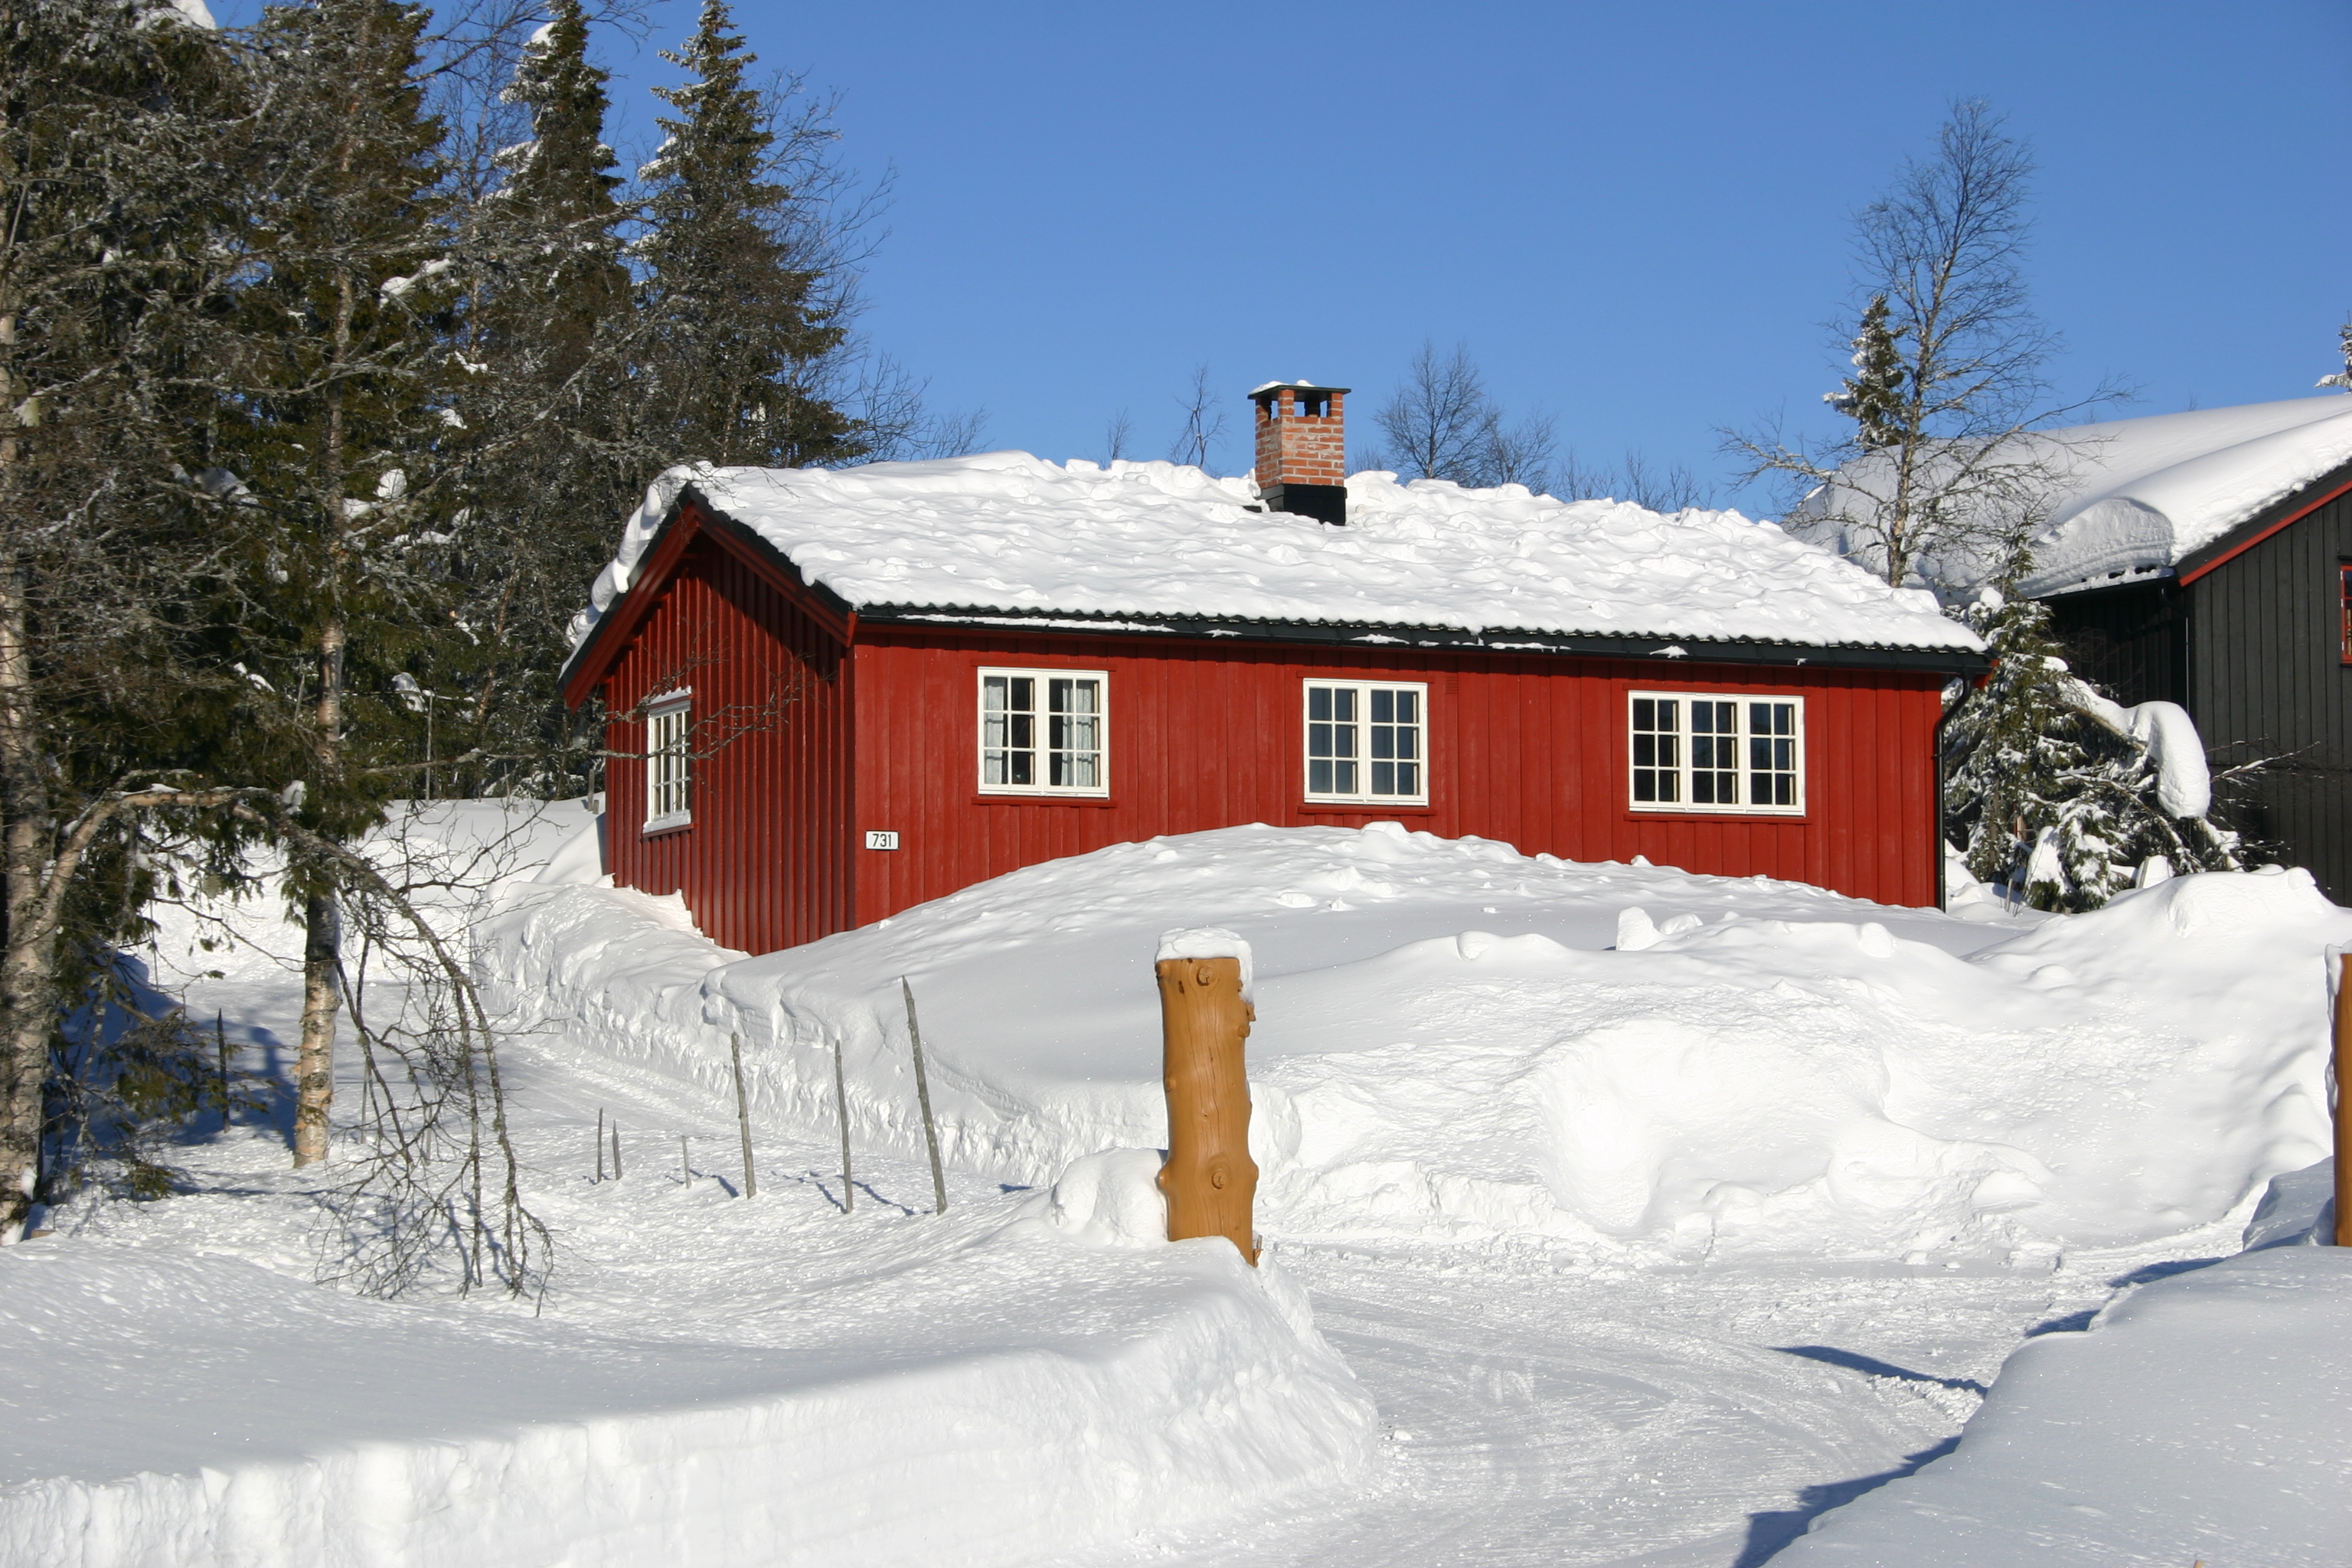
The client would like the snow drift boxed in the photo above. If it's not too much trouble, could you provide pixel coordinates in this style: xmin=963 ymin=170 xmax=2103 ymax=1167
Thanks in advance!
xmin=0 ymin=1210 xmax=1374 ymax=1568
xmin=1781 ymin=1237 xmax=2352 ymax=1563
xmin=483 ymin=823 xmax=2350 ymax=1263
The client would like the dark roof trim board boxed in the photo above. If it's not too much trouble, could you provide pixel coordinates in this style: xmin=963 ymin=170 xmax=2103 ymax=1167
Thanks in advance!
xmin=2176 ymin=456 xmax=2352 ymax=586
xmin=561 ymin=486 xmax=1992 ymax=706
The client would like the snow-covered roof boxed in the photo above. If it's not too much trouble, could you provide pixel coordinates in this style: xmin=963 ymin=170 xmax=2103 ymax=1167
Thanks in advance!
xmin=1802 ymin=396 xmax=2352 ymax=599
xmin=568 ymin=452 xmax=1984 ymax=658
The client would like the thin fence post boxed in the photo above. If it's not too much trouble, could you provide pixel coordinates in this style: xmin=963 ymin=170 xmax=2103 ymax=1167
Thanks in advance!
xmin=832 ymin=1032 xmax=854 ymax=1214
xmin=215 ymin=1011 xmax=230 ymax=1129
xmin=901 ymin=979 xmax=948 ymax=1215
xmin=611 ymin=1120 xmax=622 ymax=1181
xmin=596 ymin=1107 xmax=605 ymax=1182
xmin=2335 ymin=953 xmax=2350 ymax=1246
xmin=731 ymin=1033 xmax=756 ymax=1199
xmin=681 ymin=1134 xmax=690 ymax=1185
xmin=1155 ymin=931 xmax=1259 ymax=1265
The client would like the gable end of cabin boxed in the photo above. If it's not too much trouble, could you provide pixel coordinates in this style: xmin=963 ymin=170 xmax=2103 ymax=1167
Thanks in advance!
xmin=571 ymin=494 xmax=858 ymax=955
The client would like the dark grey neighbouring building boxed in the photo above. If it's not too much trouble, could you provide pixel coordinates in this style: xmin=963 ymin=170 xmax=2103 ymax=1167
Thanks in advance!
xmin=1999 ymin=398 xmax=2352 ymax=899
xmin=1795 ymin=394 xmax=2352 ymax=900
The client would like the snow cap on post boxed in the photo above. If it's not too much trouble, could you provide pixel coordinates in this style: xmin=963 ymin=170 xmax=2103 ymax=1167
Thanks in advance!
xmin=1157 ymin=927 xmax=1253 ymax=1002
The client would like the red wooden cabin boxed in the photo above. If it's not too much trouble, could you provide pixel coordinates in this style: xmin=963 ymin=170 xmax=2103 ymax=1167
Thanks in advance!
xmin=560 ymin=381 xmax=1988 ymax=955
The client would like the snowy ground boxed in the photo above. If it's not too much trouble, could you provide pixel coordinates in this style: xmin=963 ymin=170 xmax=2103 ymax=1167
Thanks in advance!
xmin=5 ymin=806 xmax=2347 ymax=1565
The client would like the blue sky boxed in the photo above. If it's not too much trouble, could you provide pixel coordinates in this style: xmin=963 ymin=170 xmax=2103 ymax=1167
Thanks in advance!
xmin=315 ymin=2 xmax=2352 ymax=508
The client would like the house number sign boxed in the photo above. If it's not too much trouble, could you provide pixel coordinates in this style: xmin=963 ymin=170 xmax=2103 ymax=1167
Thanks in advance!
xmin=864 ymin=830 xmax=900 ymax=851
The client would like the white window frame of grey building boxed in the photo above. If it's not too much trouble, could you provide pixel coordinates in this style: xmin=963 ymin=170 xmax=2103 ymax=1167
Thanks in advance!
xmin=644 ymin=691 xmax=693 ymax=831
xmin=1627 ymin=691 xmax=1805 ymax=815
xmin=1302 ymin=679 xmax=1429 ymax=805
xmin=978 ymin=668 xmax=1110 ymax=796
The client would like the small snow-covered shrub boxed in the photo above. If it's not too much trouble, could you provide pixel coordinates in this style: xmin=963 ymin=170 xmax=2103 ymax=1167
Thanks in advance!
xmin=1943 ymin=583 xmax=2246 ymax=911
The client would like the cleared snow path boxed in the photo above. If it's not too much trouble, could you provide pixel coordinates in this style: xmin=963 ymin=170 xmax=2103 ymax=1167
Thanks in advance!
xmin=1078 ymin=1239 xmax=2244 ymax=1568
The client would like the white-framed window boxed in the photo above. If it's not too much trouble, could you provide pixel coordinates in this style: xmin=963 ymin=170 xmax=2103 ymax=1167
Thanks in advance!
xmin=978 ymin=668 xmax=1109 ymax=795
xmin=1628 ymin=691 xmax=1804 ymax=814
xmin=1303 ymin=680 xmax=1428 ymax=805
xmin=645 ymin=693 xmax=691 ymax=829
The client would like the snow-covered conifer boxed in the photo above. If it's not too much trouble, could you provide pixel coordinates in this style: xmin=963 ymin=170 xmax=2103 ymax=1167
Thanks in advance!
xmin=441 ymin=0 xmax=637 ymax=794
xmin=2318 ymin=318 xmax=2352 ymax=392
xmin=1824 ymin=295 xmax=1906 ymax=449
xmin=634 ymin=0 xmax=861 ymax=470
xmin=480 ymin=0 xmax=626 ymax=382
xmin=0 ymin=0 xmax=247 ymax=1242
xmin=1944 ymin=554 xmax=2244 ymax=911
xmin=204 ymin=0 xmax=467 ymax=1169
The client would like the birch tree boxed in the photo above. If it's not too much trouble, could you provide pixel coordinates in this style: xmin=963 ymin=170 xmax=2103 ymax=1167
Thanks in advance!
xmin=1356 ymin=341 xmax=1570 ymax=496
xmin=1728 ymin=100 xmax=2125 ymax=590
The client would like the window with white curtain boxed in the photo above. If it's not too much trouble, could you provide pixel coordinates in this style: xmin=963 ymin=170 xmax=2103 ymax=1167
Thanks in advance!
xmin=978 ymin=669 xmax=1109 ymax=795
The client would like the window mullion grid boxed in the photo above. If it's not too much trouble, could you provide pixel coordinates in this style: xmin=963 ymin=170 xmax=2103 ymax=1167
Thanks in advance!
xmin=1306 ymin=681 xmax=1425 ymax=805
xmin=1631 ymin=691 xmax=1802 ymax=815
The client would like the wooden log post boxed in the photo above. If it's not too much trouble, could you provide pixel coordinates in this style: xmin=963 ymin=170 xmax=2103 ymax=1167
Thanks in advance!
xmin=1155 ymin=928 xmax=1258 ymax=1265
xmin=2336 ymin=952 xmax=2351 ymax=1246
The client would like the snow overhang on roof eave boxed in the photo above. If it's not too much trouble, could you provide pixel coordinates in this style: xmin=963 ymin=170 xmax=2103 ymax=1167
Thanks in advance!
xmin=2031 ymin=564 xmax=2180 ymax=599
xmin=854 ymin=604 xmax=1991 ymax=675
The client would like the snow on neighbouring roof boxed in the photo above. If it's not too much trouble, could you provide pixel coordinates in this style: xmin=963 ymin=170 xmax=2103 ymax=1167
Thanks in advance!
xmin=1798 ymin=396 xmax=2352 ymax=599
xmin=567 ymin=452 xmax=1984 ymax=656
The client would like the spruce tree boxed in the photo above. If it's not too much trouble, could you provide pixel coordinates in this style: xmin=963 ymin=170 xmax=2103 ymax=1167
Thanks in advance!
xmin=1944 ymin=585 xmax=2094 ymax=905
xmin=479 ymin=0 xmax=626 ymax=387
xmin=1944 ymin=552 xmax=2245 ymax=911
xmin=0 ymin=0 xmax=246 ymax=1239
xmin=635 ymin=0 xmax=861 ymax=470
xmin=1825 ymin=296 xmax=1906 ymax=450
xmin=208 ymin=0 xmax=462 ymax=1166
xmin=443 ymin=0 xmax=635 ymax=793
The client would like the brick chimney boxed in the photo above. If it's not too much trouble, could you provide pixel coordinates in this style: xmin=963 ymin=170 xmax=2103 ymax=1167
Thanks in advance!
xmin=1250 ymin=381 xmax=1351 ymax=525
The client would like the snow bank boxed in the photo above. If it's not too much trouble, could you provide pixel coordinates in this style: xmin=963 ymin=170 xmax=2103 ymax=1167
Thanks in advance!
xmin=480 ymin=826 xmax=2350 ymax=1263
xmin=0 ymin=1217 xmax=1374 ymax=1567
xmin=566 ymin=452 xmax=1982 ymax=655
xmin=2243 ymin=1156 xmax=2334 ymax=1252
xmin=1779 ymin=1243 xmax=2352 ymax=1563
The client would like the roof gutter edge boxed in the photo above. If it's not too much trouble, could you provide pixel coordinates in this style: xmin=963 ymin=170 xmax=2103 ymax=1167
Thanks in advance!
xmin=854 ymin=606 xmax=1990 ymax=674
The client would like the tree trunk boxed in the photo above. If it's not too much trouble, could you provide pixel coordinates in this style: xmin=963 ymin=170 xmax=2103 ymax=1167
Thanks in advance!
xmin=0 ymin=276 xmax=54 ymax=1238
xmin=292 ymin=889 xmax=339 ymax=1166
xmin=0 ymin=561 xmax=48 ymax=1240
xmin=292 ymin=239 xmax=354 ymax=1170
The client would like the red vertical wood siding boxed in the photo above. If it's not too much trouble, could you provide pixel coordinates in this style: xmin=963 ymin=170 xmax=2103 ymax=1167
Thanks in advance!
xmin=598 ymin=533 xmax=852 ymax=954
xmin=844 ymin=626 xmax=1946 ymax=934
xmin=593 ymin=557 xmax=1949 ymax=952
